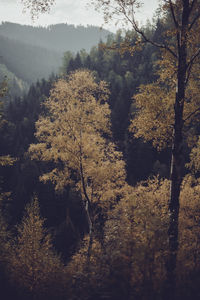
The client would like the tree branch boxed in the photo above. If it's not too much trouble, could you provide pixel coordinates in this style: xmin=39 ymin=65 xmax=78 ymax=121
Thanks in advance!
xmin=183 ymin=107 xmax=200 ymax=123
xmin=187 ymin=48 xmax=200 ymax=70
xmin=134 ymin=25 xmax=177 ymax=58
xmin=189 ymin=0 xmax=197 ymax=15
xmin=169 ymin=0 xmax=179 ymax=28
xmin=96 ymin=0 xmax=178 ymax=57
xmin=120 ymin=3 xmax=177 ymax=58
xmin=185 ymin=61 xmax=193 ymax=87
xmin=189 ymin=13 xmax=200 ymax=31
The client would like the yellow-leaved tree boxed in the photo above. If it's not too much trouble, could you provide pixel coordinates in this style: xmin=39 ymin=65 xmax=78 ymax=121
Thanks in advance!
xmin=90 ymin=0 xmax=200 ymax=292
xmin=29 ymin=69 xmax=126 ymax=255
xmin=65 ymin=178 xmax=169 ymax=300
xmin=8 ymin=197 xmax=66 ymax=300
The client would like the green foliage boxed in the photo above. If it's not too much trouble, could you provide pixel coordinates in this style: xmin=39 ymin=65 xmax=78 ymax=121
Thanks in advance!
xmin=0 ymin=64 xmax=28 ymax=100
xmin=0 ymin=34 xmax=61 ymax=84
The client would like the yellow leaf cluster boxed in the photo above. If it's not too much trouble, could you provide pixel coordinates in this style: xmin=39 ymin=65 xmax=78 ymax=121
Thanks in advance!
xmin=130 ymin=83 xmax=174 ymax=150
xmin=104 ymin=177 xmax=169 ymax=289
xmin=130 ymin=51 xmax=200 ymax=150
xmin=65 ymin=177 xmax=170 ymax=299
xmin=177 ymin=175 xmax=200 ymax=281
xmin=187 ymin=136 xmax=200 ymax=173
xmin=58 ymin=175 xmax=200 ymax=298
xmin=7 ymin=197 xmax=66 ymax=298
xmin=0 ymin=155 xmax=16 ymax=166
xmin=29 ymin=70 xmax=126 ymax=207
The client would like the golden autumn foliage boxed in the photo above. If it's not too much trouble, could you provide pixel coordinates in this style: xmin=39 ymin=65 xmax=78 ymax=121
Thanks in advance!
xmin=130 ymin=83 xmax=174 ymax=150
xmin=29 ymin=70 xmax=126 ymax=209
xmin=0 ymin=156 xmax=16 ymax=167
xmin=7 ymin=198 xmax=66 ymax=299
xmin=187 ymin=136 xmax=200 ymax=172
xmin=63 ymin=178 xmax=170 ymax=300
xmin=178 ymin=175 xmax=200 ymax=271
xmin=103 ymin=178 xmax=170 ymax=297
xmin=63 ymin=175 xmax=200 ymax=299
xmin=130 ymin=52 xmax=200 ymax=150
xmin=125 ymin=0 xmax=200 ymax=151
xmin=176 ymin=175 xmax=200 ymax=298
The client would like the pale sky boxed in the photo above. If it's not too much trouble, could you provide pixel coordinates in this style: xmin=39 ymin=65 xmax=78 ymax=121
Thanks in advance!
xmin=0 ymin=0 xmax=159 ymax=32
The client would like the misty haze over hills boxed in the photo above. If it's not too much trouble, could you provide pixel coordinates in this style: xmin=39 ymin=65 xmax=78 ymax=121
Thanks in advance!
xmin=0 ymin=22 xmax=111 ymax=53
xmin=0 ymin=22 xmax=112 ymax=98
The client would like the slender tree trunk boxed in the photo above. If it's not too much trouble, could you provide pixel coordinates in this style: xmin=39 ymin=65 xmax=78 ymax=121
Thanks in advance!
xmin=167 ymin=95 xmax=183 ymax=297
xmin=166 ymin=1 xmax=189 ymax=297
xmin=79 ymin=141 xmax=94 ymax=259
xmin=84 ymin=199 xmax=93 ymax=258
xmin=81 ymin=182 xmax=93 ymax=260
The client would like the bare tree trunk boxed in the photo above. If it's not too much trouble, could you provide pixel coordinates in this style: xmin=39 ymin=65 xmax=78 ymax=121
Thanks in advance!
xmin=166 ymin=1 xmax=189 ymax=297
xmin=79 ymin=142 xmax=94 ymax=260
xmin=84 ymin=199 xmax=93 ymax=259
xmin=167 ymin=98 xmax=183 ymax=298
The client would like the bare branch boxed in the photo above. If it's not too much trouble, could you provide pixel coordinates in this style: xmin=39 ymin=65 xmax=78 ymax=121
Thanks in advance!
xmin=185 ymin=61 xmax=193 ymax=86
xmin=183 ymin=107 xmax=200 ymax=123
xmin=187 ymin=48 xmax=200 ymax=70
xmin=93 ymin=1 xmax=178 ymax=57
xmin=189 ymin=11 xmax=200 ymax=31
xmin=21 ymin=0 xmax=55 ymax=19
xmin=134 ymin=26 xmax=177 ymax=58
xmin=116 ymin=2 xmax=177 ymax=57
xmin=189 ymin=0 xmax=197 ymax=14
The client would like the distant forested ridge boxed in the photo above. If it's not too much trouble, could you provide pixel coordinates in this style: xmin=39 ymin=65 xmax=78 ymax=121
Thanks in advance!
xmin=0 ymin=22 xmax=111 ymax=53
xmin=0 ymin=22 xmax=111 ymax=98
xmin=0 ymin=35 xmax=61 ymax=85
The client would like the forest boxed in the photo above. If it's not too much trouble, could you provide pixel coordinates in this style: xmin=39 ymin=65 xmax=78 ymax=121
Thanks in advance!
xmin=0 ymin=22 xmax=110 ymax=97
xmin=0 ymin=0 xmax=200 ymax=299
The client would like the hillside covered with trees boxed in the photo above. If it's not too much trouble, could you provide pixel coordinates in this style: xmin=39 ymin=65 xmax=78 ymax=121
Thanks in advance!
xmin=0 ymin=22 xmax=111 ymax=98
xmin=1 ymin=1 xmax=200 ymax=300
xmin=0 ymin=22 xmax=111 ymax=53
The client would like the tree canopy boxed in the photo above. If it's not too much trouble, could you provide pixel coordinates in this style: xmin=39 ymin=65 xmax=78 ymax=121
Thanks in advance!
xmin=29 ymin=70 xmax=126 ymax=208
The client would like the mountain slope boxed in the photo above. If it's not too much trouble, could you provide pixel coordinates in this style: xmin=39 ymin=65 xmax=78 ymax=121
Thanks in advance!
xmin=0 ymin=22 xmax=111 ymax=53
xmin=0 ymin=63 xmax=28 ymax=101
xmin=0 ymin=35 xmax=62 ymax=85
xmin=0 ymin=22 xmax=112 ymax=98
